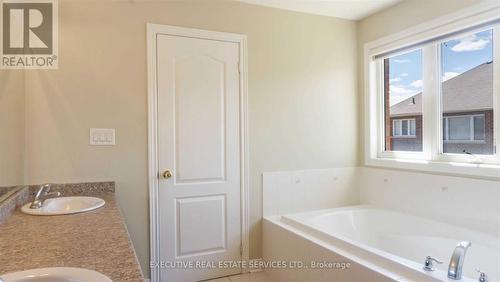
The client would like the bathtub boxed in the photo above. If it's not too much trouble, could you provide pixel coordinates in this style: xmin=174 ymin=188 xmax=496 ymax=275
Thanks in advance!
xmin=263 ymin=206 xmax=500 ymax=282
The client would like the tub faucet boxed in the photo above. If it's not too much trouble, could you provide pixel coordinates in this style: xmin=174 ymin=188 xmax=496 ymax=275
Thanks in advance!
xmin=448 ymin=241 xmax=471 ymax=280
xmin=30 ymin=184 xmax=61 ymax=209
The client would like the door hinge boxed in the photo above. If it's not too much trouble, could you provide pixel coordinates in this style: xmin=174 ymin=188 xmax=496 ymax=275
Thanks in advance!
xmin=238 ymin=61 xmax=241 ymax=74
xmin=240 ymin=244 xmax=243 ymax=255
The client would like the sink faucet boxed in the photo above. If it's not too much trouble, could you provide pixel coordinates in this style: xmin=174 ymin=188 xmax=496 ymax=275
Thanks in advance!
xmin=448 ymin=241 xmax=472 ymax=280
xmin=29 ymin=184 xmax=61 ymax=209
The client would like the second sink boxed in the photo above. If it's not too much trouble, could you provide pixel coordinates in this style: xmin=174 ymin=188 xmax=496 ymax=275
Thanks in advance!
xmin=0 ymin=267 xmax=112 ymax=282
xmin=20 ymin=196 xmax=105 ymax=216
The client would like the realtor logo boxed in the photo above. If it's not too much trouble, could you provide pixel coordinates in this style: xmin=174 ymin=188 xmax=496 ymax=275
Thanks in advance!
xmin=1 ymin=0 xmax=58 ymax=69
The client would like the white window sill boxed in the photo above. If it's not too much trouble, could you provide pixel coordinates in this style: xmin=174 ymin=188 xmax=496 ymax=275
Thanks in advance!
xmin=366 ymin=157 xmax=500 ymax=180
xmin=443 ymin=140 xmax=486 ymax=144
xmin=392 ymin=136 xmax=417 ymax=139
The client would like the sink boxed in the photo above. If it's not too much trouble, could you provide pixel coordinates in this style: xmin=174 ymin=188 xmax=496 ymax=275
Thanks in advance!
xmin=0 ymin=267 xmax=112 ymax=282
xmin=20 ymin=196 xmax=105 ymax=216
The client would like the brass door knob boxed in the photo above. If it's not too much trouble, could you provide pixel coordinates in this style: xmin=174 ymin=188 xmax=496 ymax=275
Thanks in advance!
xmin=162 ymin=170 xmax=172 ymax=179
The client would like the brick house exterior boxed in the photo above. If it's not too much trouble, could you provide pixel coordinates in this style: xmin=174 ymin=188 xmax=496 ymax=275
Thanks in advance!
xmin=389 ymin=110 xmax=494 ymax=154
xmin=386 ymin=62 xmax=495 ymax=155
xmin=389 ymin=115 xmax=423 ymax=152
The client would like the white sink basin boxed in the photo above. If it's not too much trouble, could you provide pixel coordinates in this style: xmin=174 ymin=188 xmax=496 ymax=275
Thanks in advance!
xmin=0 ymin=267 xmax=112 ymax=282
xmin=20 ymin=196 xmax=105 ymax=216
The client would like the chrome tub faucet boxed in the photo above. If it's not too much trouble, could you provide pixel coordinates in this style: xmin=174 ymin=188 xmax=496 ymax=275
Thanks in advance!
xmin=448 ymin=241 xmax=472 ymax=280
xmin=29 ymin=183 xmax=61 ymax=209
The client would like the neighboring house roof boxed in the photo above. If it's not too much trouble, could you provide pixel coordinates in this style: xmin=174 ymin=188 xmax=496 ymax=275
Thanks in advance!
xmin=390 ymin=62 xmax=493 ymax=117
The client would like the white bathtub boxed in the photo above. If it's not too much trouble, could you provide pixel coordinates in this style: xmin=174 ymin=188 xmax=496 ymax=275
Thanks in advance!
xmin=267 ymin=206 xmax=500 ymax=282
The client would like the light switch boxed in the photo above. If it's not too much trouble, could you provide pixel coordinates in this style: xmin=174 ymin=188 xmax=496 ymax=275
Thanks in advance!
xmin=90 ymin=128 xmax=115 ymax=145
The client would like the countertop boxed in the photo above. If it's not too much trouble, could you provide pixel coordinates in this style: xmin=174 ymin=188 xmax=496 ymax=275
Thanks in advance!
xmin=0 ymin=190 xmax=143 ymax=282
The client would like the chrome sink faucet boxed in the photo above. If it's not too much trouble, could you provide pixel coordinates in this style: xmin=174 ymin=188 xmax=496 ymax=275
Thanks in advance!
xmin=29 ymin=184 xmax=61 ymax=209
xmin=448 ymin=241 xmax=472 ymax=280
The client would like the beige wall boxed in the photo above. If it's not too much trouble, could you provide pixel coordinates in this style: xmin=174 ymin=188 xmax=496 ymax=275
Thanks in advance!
xmin=356 ymin=0 xmax=481 ymax=158
xmin=22 ymin=0 xmax=359 ymax=276
xmin=0 ymin=70 xmax=24 ymax=187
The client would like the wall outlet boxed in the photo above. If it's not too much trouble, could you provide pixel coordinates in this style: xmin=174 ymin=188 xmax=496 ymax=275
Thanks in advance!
xmin=90 ymin=128 xmax=115 ymax=145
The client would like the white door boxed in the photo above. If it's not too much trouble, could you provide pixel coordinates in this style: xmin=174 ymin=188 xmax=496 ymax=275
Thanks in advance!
xmin=156 ymin=33 xmax=242 ymax=282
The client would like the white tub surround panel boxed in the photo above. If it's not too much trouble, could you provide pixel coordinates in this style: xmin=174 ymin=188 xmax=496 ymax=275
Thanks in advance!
xmin=359 ymin=167 xmax=500 ymax=237
xmin=262 ymin=167 xmax=360 ymax=217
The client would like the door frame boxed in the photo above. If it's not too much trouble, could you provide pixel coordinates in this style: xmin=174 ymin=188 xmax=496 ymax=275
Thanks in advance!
xmin=146 ymin=23 xmax=249 ymax=282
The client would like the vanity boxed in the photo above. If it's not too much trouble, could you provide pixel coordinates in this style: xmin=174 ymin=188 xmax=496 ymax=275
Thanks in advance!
xmin=0 ymin=182 xmax=143 ymax=282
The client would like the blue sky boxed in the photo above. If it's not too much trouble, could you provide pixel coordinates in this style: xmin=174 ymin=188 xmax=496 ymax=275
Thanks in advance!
xmin=388 ymin=29 xmax=493 ymax=106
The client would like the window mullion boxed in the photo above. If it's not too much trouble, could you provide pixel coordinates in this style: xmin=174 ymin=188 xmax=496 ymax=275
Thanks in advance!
xmin=422 ymin=45 xmax=439 ymax=160
xmin=469 ymin=116 xmax=474 ymax=141
xmin=376 ymin=59 xmax=385 ymax=157
xmin=409 ymin=119 xmax=412 ymax=136
xmin=445 ymin=117 xmax=449 ymax=141
xmin=494 ymin=26 xmax=500 ymax=159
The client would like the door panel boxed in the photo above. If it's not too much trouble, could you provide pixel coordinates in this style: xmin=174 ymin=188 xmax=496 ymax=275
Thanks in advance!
xmin=176 ymin=195 xmax=226 ymax=257
xmin=156 ymin=33 xmax=241 ymax=282
xmin=174 ymin=55 xmax=226 ymax=182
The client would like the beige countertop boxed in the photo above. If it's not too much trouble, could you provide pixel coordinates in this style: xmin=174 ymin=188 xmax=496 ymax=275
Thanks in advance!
xmin=0 ymin=192 xmax=143 ymax=282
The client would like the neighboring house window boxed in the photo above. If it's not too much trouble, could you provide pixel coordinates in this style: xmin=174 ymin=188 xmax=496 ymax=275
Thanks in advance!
xmin=393 ymin=119 xmax=416 ymax=137
xmin=443 ymin=115 xmax=485 ymax=142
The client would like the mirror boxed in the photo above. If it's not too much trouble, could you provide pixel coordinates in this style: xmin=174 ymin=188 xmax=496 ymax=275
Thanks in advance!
xmin=0 ymin=70 xmax=25 ymax=204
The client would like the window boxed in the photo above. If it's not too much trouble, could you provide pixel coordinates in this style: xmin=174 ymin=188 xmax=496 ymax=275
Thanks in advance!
xmin=384 ymin=50 xmax=422 ymax=152
xmin=441 ymin=30 xmax=494 ymax=155
xmin=393 ymin=119 xmax=416 ymax=137
xmin=443 ymin=115 xmax=485 ymax=142
xmin=365 ymin=7 xmax=500 ymax=177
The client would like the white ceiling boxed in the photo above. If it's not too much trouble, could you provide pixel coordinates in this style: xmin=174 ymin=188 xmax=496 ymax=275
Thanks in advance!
xmin=238 ymin=0 xmax=403 ymax=20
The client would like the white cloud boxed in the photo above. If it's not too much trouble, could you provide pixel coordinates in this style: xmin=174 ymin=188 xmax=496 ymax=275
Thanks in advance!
xmin=394 ymin=59 xmax=411 ymax=63
xmin=399 ymin=72 xmax=409 ymax=77
xmin=390 ymin=85 xmax=414 ymax=95
xmin=389 ymin=85 xmax=418 ymax=106
xmin=451 ymin=35 xmax=490 ymax=52
xmin=410 ymin=80 xmax=422 ymax=88
xmin=442 ymin=72 xmax=460 ymax=81
xmin=389 ymin=77 xmax=401 ymax=83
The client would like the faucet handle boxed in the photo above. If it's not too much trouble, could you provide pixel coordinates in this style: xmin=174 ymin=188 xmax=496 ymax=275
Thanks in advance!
xmin=46 ymin=191 xmax=61 ymax=197
xmin=423 ymin=256 xmax=443 ymax=271
xmin=476 ymin=269 xmax=488 ymax=282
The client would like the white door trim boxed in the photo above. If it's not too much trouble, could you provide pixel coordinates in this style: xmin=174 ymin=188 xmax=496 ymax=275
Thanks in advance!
xmin=147 ymin=23 xmax=249 ymax=282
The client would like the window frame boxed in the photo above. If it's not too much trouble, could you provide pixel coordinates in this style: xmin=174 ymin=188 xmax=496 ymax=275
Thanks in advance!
xmin=364 ymin=2 xmax=500 ymax=179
